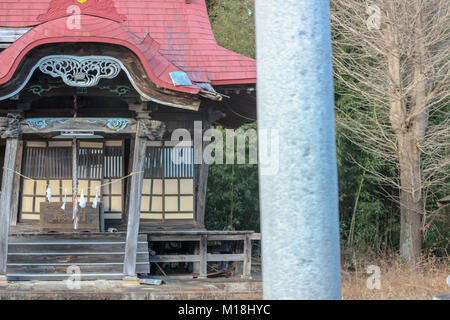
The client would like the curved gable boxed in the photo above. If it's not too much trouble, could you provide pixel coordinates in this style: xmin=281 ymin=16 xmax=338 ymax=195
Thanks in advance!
xmin=38 ymin=0 xmax=126 ymax=23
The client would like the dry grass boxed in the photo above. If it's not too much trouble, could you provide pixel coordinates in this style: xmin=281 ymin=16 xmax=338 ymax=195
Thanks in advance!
xmin=341 ymin=252 xmax=449 ymax=300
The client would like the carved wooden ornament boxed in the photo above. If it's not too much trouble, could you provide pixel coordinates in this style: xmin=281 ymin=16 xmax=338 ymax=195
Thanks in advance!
xmin=139 ymin=120 xmax=166 ymax=141
xmin=0 ymin=115 xmax=21 ymax=139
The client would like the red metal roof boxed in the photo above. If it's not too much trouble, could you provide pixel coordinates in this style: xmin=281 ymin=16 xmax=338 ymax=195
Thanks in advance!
xmin=0 ymin=0 xmax=256 ymax=94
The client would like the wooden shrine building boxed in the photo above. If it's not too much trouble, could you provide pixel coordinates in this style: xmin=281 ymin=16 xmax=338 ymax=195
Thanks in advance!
xmin=0 ymin=0 xmax=257 ymax=281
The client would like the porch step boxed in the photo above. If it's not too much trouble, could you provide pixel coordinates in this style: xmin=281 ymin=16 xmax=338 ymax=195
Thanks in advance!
xmin=7 ymin=233 xmax=150 ymax=281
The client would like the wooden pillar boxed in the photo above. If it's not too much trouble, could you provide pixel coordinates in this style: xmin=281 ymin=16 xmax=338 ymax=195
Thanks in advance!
xmin=199 ymin=234 xmax=208 ymax=278
xmin=0 ymin=138 xmax=19 ymax=278
xmin=123 ymin=121 xmax=147 ymax=278
xmin=242 ymin=234 xmax=252 ymax=279
xmin=72 ymin=137 xmax=78 ymax=229
xmin=196 ymin=120 xmax=211 ymax=227
xmin=9 ymin=140 xmax=23 ymax=226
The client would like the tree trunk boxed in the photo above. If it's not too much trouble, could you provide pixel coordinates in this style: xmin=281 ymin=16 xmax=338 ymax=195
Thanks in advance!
xmin=397 ymin=133 xmax=422 ymax=265
xmin=397 ymin=0 xmax=428 ymax=266
xmin=384 ymin=0 xmax=425 ymax=265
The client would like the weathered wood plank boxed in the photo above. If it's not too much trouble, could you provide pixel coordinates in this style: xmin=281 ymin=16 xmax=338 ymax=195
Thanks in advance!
xmin=0 ymin=138 xmax=19 ymax=275
xmin=207 ymin=254 xmax=246 ymax=262
xmin=148 ymin=235 xmax=201 ymax=242
xmin=199 ymin=234 xmax=207 ymax=278
xmin=249 ymin=233 xmax=261 ymax=240
xmin=8 ymin=253 xmax=149 ymax=264
xmin=145 ymin=230 xmax=254 ymax=236
xmin=149 ymin=275 xmax=196 ymax=280
xmin=6 ymin=232 xmax=151 ymax=279
xmin=207 ymin=235 xmax=246 ymax=241
xmin=149 ymin=255 xmax=201 ymax=263
xmin=8 ymin=243 xmax=148 ymax=254
xmin=8 ymin=233 xmax=147 ymax=242
xmin=40 ymin=202 xmax=100 ymax=233
xmin=196 ymin=120 xmax=211 ymax=227
xmin=148 ymin=253 xmax=246 ymax=263
xmin=72 ymin=137 xmax=78 ymax=231
xmin=9 ymin=140 xmax=23 ymax=226
xmin=6 ymin=274 xmax=125 ymax=281
xmin=123 ymin=122 xmax=147 ymax=277
xmin=7 ymin=263 xmax=149 ymax=275
xmin=243 ymin=234 xmax=252 ymax=278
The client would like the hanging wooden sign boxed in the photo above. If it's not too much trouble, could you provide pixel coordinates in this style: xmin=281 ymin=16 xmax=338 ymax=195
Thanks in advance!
xmin=40 ymin=202 xmax=100 ymax=233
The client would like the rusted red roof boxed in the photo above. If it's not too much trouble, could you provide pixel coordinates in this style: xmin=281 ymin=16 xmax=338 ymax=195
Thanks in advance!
xmin=0 ymin=0 xmax=256 ymax=94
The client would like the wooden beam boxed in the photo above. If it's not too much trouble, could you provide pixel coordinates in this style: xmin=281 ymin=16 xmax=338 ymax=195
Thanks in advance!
xmin=149 ymin=255 xmax=201 ymax=263
xmin=207 ymin=253 xmax=246 ymax=262
xmin=123 ymin=122 xmax=147 ymax=277
xmin=21 ymin=118 xmax=137 ymax=135
xmin=9 ymin=140 xmax=23 ymax=226
xmin=148 ymin=235 xmax=201 ymax=242
xmin=0 ymin=138 xmax=19 ymax=276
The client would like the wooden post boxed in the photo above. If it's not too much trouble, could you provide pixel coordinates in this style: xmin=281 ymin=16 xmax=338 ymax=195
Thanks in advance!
xmin=0 ymin=138 xmax=19 ymax=279
xmin=242 ymin=234 xmax=252 ymax=279
xmin=9 ymin=140 xmax=23 ymax=226
xmin=196 ymin=120 xmax=211 ymax=227
xmin=199 ymin=234 xmax=208 ymax=278
xmin=72 ymin=137 xmax=78 ymax=230
xmin=123 ymin=122 xmax=147 ymax=278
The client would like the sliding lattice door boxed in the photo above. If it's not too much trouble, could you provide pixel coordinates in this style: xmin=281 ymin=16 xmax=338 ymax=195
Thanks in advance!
xmin=141 ymin=142 xmax=195 ymax=222
xmin=19 ymin=140 xmax=125 ymax=223
xmin=20 ymin=141 xmax=50 ymax=221
xmin=77 ymin=141 xmax=103 ymax=209
xmin=102 ymin=141 xmax=125 ymax=221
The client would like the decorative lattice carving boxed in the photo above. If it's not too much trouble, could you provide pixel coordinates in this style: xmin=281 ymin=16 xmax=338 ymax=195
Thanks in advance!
xmin=39 ymin=56 xmax=122 ymax=87
xmin=0 ymin=114 xmax=21 ymax=138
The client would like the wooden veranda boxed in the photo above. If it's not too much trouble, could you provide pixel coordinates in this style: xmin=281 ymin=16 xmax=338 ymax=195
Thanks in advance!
xmin=0 ymin=0 xmax=257 ymax=282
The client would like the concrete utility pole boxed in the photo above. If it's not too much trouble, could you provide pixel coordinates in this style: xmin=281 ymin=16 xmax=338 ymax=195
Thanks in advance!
xmin=255 ymin=0 xmax=342 ymax=299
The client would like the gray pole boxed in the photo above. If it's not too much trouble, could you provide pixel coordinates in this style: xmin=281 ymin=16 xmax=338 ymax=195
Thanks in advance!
xmin=255 ymin=0 xmax=341 ymax=299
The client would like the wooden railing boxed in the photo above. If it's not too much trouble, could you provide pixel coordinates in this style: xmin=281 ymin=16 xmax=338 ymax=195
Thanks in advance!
xmin=147 ymin=231 xmax=261 ymax=279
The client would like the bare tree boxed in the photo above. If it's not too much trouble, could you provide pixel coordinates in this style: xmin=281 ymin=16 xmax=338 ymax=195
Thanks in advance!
xmin=331 ymin=0 xmax=449 ymax=264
